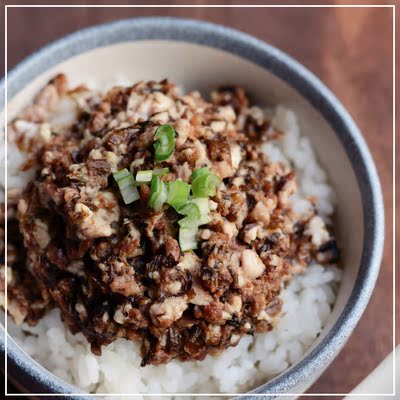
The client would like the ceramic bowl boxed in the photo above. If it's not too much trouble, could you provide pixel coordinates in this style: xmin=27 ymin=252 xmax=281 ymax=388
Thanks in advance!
xmin=0 ymin=17 xmax=384 ymax=398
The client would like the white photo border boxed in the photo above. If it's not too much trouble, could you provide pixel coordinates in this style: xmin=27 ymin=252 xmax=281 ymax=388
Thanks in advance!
xmin=3 ymin=3 xmax=396 ymax=398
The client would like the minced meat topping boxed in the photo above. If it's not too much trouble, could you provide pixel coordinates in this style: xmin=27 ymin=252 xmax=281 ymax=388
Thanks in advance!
xmin=4 ymin=76 xmax=339 ymax=366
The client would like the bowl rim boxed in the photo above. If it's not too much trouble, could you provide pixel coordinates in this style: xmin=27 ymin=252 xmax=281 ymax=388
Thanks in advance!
xmin=0 ymin=16 xmax=385 ymax=398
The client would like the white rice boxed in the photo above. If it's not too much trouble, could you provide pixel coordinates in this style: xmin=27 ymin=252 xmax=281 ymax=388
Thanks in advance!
xmin=6 ymin=98 xmax=341 ymax=395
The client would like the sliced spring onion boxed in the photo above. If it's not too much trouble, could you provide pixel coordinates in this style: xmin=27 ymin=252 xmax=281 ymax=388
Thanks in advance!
xmin=120 ymin=184 xmax=140 ymax=204
xmin=190 ymin=167 xmax=210 ymax=182
xmin=113 ymin=168 xmax=130 ymax=181
xmin=136 ymin=170 xmax=153 ymax=182
xmin=113 ymin=169 xmax=140 ymax=204
xmin=178 ymin=217 xmax=193 ymax=229
xmin=149 ymin=175 xmax=168 ymax=211
xmin=153 ymin=124 xmax=175 ymax=162
xmin=167 ymin=180 xmax=191 ymax=211
xmin=135 ymin=168 xmax=169 ymax=184
xmin=190 ymin=198 xmax=211 ymax=225
xmin=178 ymin=216 xmax=196 ymax=229
xmin=175 ymin=187 xmax=212 ymax=251
xmin=178 ymin=202 xmax=201 ymax=219
xmin=179 ymin=227 xmax=198 ymax=251
xmin=178 ymin=198 xmax=210 ymax=229
xmin=178 ymin=202 xmax=201 ymax=228
xmin=191 ymin=169 xmax=221 ymax=198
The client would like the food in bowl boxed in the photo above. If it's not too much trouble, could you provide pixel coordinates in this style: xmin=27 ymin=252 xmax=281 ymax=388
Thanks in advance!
xmin=3 ymin=74 xmax=341 ymax=393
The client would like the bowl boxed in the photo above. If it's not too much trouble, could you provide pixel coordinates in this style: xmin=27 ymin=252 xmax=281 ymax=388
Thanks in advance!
xmin=0 ymin=17 xmax=384 ymax=398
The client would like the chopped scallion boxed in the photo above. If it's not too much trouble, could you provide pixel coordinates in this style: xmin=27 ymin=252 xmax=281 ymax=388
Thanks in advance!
xmin=178 ymin=202 xmax=201 ymax=228
xmin=149 ymin=175 xmax=167 ymax=211
xmin=136 ymin=170 xmax=153 ymax=182
xmin=190 ymin=167 xmax=210 ymax=182
xmin=178 ymin=198 xmax=210 ymax=233
xmin=178 ymin=202 xmax=201 ymax=219
xmin=113 ymin=169 xmax=140 ymax=204
xmin=189 ymin=198 xmax=211 ymax=225
xmin=134 ymin=168 xmax=169 ymax=185
xmin=167 ymin=180 xmax=191 ymax=211
xmin=113 ymin=168 xmax=130 ymax=182
xmin=120 ymin=185 xmax=140 ymax=204
xmin=153 ymin=124 xmax=175 ymax=162
xmin=191 ymin=168 xmax=221 ymax=197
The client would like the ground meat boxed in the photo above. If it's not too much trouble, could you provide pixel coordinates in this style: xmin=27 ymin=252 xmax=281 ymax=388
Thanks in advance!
xmin=1 ymin=193 xmax=52 ymax=324
xmin=5 ymin=75 xmax=339 ymax=366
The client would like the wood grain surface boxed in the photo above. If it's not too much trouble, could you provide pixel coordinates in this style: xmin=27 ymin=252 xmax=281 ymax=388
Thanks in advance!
xmin=1 ymin=1 xmax=398 ymax=399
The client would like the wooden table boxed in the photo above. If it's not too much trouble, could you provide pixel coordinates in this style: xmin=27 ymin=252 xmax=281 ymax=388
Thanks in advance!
xmin=1 ymin=1 xmax=397 ymax=398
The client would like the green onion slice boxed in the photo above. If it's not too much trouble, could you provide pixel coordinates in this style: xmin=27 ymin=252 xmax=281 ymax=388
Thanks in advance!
xmin=178 ymin=202 xmax=201 ymax=228
xmin=179 ymin=227 xmax=198 ymax=251
xmin=177 ymin=198 xmax=210 ymax=228
xmin=191 ymin=169 xmax=221 ymax=198
xmin=113 ymin=169 xmax=140 ymax=204
xmin=190 ymin=198 xmax=211 ymax=225
xmin=177 ymin=198 xmax=210 ymax=250
xmin=113 ymin=168 xmax=130 ymax=181
xmin=178 ymin=202 xmax=201 ymax=219
xmin=190 ymin=167 xmax=210 ymax=182
xmin=149 ymin=175 xmax=167 ymax=211
xmin=167 ymin=180 xmax=191 ymax=211
xmin=136 ymin=170 xmax=153 ymax=183
xmin=153 ymin=124 xmax=175 ymax=162
xmin=135 ymin=168 xmax=169 ymax=184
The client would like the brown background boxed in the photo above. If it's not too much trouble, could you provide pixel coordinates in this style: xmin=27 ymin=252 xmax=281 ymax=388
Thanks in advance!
xmin=1 ymin=1 xmax=398 ymax=399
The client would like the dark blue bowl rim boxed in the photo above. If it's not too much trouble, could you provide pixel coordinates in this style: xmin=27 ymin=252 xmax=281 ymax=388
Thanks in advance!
xmin=0 ymin=16 xmax=384 ymax=398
